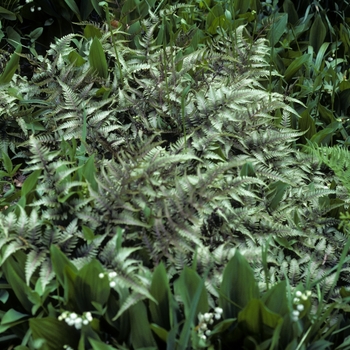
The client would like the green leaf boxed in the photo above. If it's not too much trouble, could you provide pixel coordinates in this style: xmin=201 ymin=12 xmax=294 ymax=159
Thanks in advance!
xmin=82 ymin=155 xmax=98 ymax=191
xmin=174 ymin=267 xmax=209 ymax=319
xmin=261 ymin=281 xmax=289 ymax=316
xmin=75 ymin=259 xmax=110 ymax=312
xmin=1 ymin=151 xmax=12 ymax=174
xmin=310 ymin=14 xmax=327 ymax=53
xmin=150 ymin=324 xmax=168 ymax=342
xmin=1 ymin=252 xmax=33 ymax=312
xmin=0 ymin=6 xmax=16 ymax=20
xmin=89 ymin=37 xmax=108 ymax=79
xmin=64 ymin=0 xmax=81 ymax=21
xmin=238 ymin=299 xmax=281 ymax=337
xmin=0 ymin=45 xmax=21 ymax=85
xmin=310 ymin=121 xmax=342 ymax=145
xmin=68 ymin=50 xmax=86 ymax=67
xmin=267 ymin=13 xmax=288 ymax=47
xmin=89 ymin=338 xmax=116 ymax=350
xmin=30 ymin=317 xmax=79 ymax=350
xmin=283 ymin=0 xmax=298 ymax=25
xmin=84 ymin=24 xmax=103 ymax=39
xmin=284 ymin=54 xmax=311 ymax=82
xmin=299 ymin=108 xmax=316 ymax=142
xmin=21 ymin=170 xmax=41 ymax=197
xmin=129 ymin=301 xmax=157 ymax=349
xmin=219 ymin=250 xmax=259 ymax=319
xmin=267 ymin=181 xmax=289 ymax=210
xmin=149 ymin=263 xmax=171 ymax=330
xmin=80 ymin=0 xmax=94 ymax=20
xmin=0 ymin=309 xmax=28 ymax=333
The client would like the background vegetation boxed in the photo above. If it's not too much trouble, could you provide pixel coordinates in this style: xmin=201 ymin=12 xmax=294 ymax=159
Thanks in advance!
xmin=1 ymin=0 xmax=350 ymax=349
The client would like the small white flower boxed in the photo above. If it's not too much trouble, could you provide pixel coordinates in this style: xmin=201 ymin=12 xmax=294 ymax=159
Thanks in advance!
xmin=85 ymin=312 xmax=93 ymax=321
xmin=201 ymin=334 xmax=206 ymax=340
xmin=66 ymin=318 xmax=75 ymax=326
xmin=297 ymin=304 xmax=304 ymax=312
xmin=205 ymin=330 xmax=211 ymax=336
xmin=70 ymin=313 xmax=77 ymax=320
xmin=108 ymin=271 xmax=117 ymax=278
xmin=214 ymin=313 xmax=221 ymax=320
xmin=37 ymin=6 xmax=41 ymax=10
xmin=203 ymin=313 xmax=212 ymax=322
xmin=109 ymin=281 xmax=116 ymax=288
xmin=198 ymin=313 xmax=204 ymax=322
xmin=306 ymin=290 xmax=312 ymax=297
xmin=292 ymin=310 xmax=300 ymax=317
xmin=293 ymin=297 xmax=300 ymax=304
xmin=98 ymin=273 xmax=104 ymax=279
xmin=83 ymin=319 xmax=89 ymax=325
xmin=214 ymin=307 xmax=223 ymax=314
xmin=208 ymin=319 xmax=214 ymax=325
xmin=30 ymin=6 xmax=35 ymax=12
xmin=295 ymin=291 xmax=302 ymax=298
xmin=301 ymin=294 xmax=308 ymax=301
xmin=200 ymin=323 xmax=208 ymax=330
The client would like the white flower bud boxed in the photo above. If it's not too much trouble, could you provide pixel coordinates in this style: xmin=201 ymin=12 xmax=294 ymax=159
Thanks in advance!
xmin=295 ymin=291 xmax=302 ymax=297
xmin=214 ymin=307 xmax=223 ymax=314
xmin=203 ymin=313 xmax=212 ymax=322
xmin=297 ymin=304 xmax=304 ymax=312
xmin=109 ymin=281 xmax=116 ymax=288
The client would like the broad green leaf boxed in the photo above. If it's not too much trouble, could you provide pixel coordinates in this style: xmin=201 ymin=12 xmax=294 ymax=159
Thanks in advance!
xmin=299 ymin=109 xmax=316 ymax=142
xmin=284 ymin=54 xmax=311 ymax=82
xmin=0 ymin=6 xmax=16 ymax=20
xmin=219 ymin=250 xmax=259 ymax=319
xmin=150 ymin=324 xmax=168 ymax=342
xmin=84 ymin=24 xmax=102 ymax=39
xmin=68 ymin=50 xmax=86 ymax=67
xmin=267 ymin=181 xmax=289 ymax=210
xmin=261 ymin=281 xmax=289 ymax=316
xmin=240 ymin=162 xmax=255 ymax=177
xmin=0 ymin=45 xmax=21 ymax=84
xmin=1 ymin=151 xmax=13 ymax=174
xmin=64 ymin=0 xmax=81 ymax=20
xmin=89 ymin=338 xmax=117 ymax=350
xmin=174 ymin=267 xmax=209 ymax=319
xmin=318 ymin=104 xmax=336 ymax=124
xmin=30 ymin=317 xmax=79 ymax=350
xmin=1 ymin=252 xmax=33 ymax=312
xmin=82 ymin=154 xmax=98 ymax=191
xmin=129 ymin=301 xmax=157 ymax=349
xmin=28 ymin=27 xmax=43 ymax=41
xmin=310 ymin=121 xmax=342 ymax=145
xmin=238 ymin=299 xmax=281 ymax=337
xmin=149 ymin=263 xmax=171 ymax=331
xmin=0 ymin=309 xmax=28 ymax=332
xmin=75 ymin=259 xmax=110 ymax=312
xmin=50 ymin=245 xmax=78 ymax=288
xmin=80 ymin=0 xmax=94 ymax=20
xmin=315 ymin=42 xmax=330 ymax=72
xmin=310 ymin=14 xmax=327 ymax=53
xmin=267 ymin=13 xmax=288 ymax=47
xmin=234 ymin=0 xmax=250 ymax=14
xmin=89 ymin=37 xmax=108 ymax=79
xmin=177 ymin=276 xmax=207 ymax=350
xmin=21 ymin=169 xmax=41 ymax=197
xmin=283 ymin=0 xmax=298 ymax=25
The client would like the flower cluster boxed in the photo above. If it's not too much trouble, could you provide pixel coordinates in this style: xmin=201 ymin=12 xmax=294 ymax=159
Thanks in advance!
xmin=25 ymin=0 xmax=41 ymax=12
xmin=58 ymin=311 xmax=93 ymax=330
xmin=99 ymin=271 xmax=118 ymax=288
xmin=291 ymin=290 xmax=311 ymax=322
xmin=196 ymin=307 xmax=223 ymax=341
